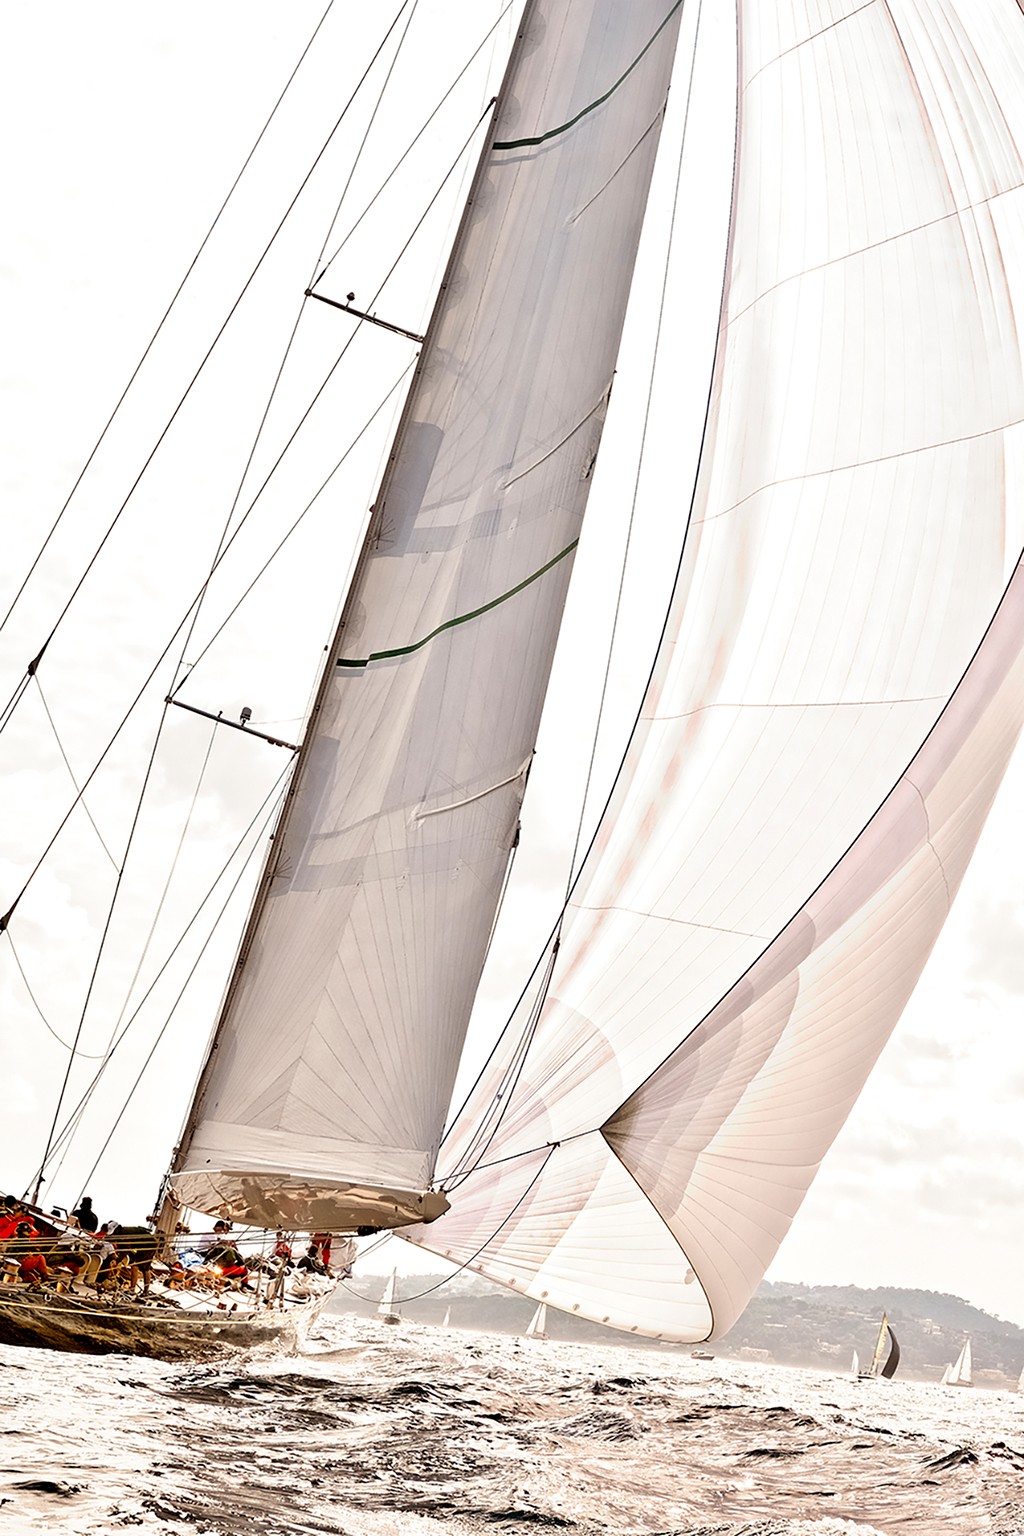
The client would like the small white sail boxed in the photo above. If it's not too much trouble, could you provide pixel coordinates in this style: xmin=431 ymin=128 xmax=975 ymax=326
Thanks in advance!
xmin=850 ymin=1350 xmax=859 ymax=1379
xmin=525 ymin=1302 xmax=548 ymax=1340
xmin=377 ymin=1269 xmax=400 ymax=1324
xmin=441 ymin=1307 xmax=451 ymax=1329
xmin=947 ymin=1338 xmax=973 ymax=1388
xmin=1018 ymin=1366 xmax=1024 ymax=1394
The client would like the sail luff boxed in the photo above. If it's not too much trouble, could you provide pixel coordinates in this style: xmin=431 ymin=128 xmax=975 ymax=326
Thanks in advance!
xmin=173 ymin=0 xmax=688 ymax=1230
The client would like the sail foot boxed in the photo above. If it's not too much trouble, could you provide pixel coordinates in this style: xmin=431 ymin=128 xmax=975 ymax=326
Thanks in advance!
xmin=170 ymin=1169 xmax=449 ymax=1232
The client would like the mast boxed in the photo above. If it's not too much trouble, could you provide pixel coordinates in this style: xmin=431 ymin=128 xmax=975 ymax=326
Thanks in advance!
xmin=172 ymin=0 xmax=687 ymax=1232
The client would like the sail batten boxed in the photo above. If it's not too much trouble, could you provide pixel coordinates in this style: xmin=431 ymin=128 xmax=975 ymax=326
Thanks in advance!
xmin=173 ymin=0 xmax=687 ymax=1229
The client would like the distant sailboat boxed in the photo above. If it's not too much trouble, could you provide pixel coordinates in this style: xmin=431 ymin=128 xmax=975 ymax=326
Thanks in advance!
xmin=850 ymin=1350 xmax=860 ymax=1378
xmin=524 ymin=1302 xmax=548 ymax=1340
xmin=378 ymin=1270 xmax=401 ymax=1327
xmin=441 ymin=1307 xmax=451 ymax=1329
xmin=943 ymin=1338 xmax=973 ymax=1388
xmin=859 ymin=1314 xmax=900 ymax=1381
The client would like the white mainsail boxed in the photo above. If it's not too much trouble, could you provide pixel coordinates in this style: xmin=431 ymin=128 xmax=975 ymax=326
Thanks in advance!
xmin=378 ymin=1268 xmax=400 ymax=1321
xmin=172 ymin=0 xmax=686 ymax=1228
xmin=525 ymin=1301 xmax=548 ymax=1339
xmin=850 ymin=1351 xmax=859 ymax=1380
xmin=408 ymin=0 xmax=1024 ymax=1342
xmin=946 ymin=1338 xmax=973 ymax=1388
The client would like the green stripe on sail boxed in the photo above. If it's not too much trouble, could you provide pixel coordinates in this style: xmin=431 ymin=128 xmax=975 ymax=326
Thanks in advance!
xmin=493 ymin=0 xmax=683 ymax=151
xmin=336 ymin=537 xmax=580 ymax=669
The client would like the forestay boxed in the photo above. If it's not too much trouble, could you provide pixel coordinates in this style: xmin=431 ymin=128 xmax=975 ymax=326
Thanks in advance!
xmin=412 ymin=0 xmax=1024 ymax=1341
xmin=172 ymin=0 xmax=686 ymax=1228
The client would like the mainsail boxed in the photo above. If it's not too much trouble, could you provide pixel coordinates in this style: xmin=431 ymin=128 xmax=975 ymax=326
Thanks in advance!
xmin=171 ymin=1 xmax=686 ymax=1228
xmin=407 ymin=0 xmax=1024 ymax=1342
xmin=945 ymin=1338 xmax=973 ymax=1388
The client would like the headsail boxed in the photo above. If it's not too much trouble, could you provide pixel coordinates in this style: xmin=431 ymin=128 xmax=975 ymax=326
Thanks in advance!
xmin=171 ymin=0 xmax=686 ymax=1229
xmin=408 ymin=0 xmax=1024 ymax=1342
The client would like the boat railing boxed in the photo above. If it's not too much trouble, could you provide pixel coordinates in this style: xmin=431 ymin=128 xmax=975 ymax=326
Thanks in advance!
xmin=0 ymin=1214 xmax=353 ymax=1306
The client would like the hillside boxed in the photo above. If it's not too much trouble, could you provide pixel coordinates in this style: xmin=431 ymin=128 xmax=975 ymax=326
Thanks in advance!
xmin=330 ymin=1274 xmax=1024 ymax=1387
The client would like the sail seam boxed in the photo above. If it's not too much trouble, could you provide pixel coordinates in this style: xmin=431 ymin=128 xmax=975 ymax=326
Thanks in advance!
xmin=742 ymin=0 xmax=878 ymax=94
xmin=493 ymin=0 xmax=684 ymax=150
xmin=725 ymin=176 xmax=1024 ymax=335
xmin=705 ymin=414 xmax=1024 ymax=523
xmin=649 ymin=693 xmax=948 ymax=718
xmin=336 ymin=537 xmax=579 ymax=668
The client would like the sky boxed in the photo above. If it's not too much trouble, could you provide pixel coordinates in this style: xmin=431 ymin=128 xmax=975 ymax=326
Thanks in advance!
xmin=1 ymin=4 xmax=1022 ymax=1329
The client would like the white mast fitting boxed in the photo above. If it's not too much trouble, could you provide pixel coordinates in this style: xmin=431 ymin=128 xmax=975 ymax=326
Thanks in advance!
xmin=170 ymin=0 xmax=686 ymax=1232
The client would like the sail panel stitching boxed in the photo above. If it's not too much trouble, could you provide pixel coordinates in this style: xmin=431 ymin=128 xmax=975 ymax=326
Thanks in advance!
xmin=493 ymin=0 xmax=683 ymax=150
xmin=336 ymin=537 xmax=579 ymax=668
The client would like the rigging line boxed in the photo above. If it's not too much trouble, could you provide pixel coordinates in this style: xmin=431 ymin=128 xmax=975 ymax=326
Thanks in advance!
xmin=0 ymin=0 xmax=339 ymax=654
xmin=314 ymin=0 xmax=518 ymax=286
xmin=340 ymin=1145 xmax=557 ymax=1306
xmin=493 ymin=0 xmax=684 ymax=149
xmin=564 ymin=0 xmax=705 ymax=899
xmin=3 ymin=932 xmax=105 ymax=1060
xmin=33 ymin=759 xmax=295 ymax=1186
xmin=337 ymin=538 xmax=579 ymax=667
xmin=0 ymin=672 xmax=31 ymax=738
xmin=171 ymin=85 xmax=497 ymax=699
xmin=68 ymin=780 xmax=288 ymax=1213
xmin=170 ymin=17 xmax=408 ymax=683
xmin=33 ymin=678 xmax=120 ymax=872
xmin=309 ymin=0 xmax=422 ymax=286
xmin=163 ymin=91 xmax=501 ymax=689
xmin=32 ymin=687 xmax=178 ymax=1201
xmin=440 ymin=0 xmax=720 ymax=1164
xmin=2 ymin=325 xmax=405 ymax=931
xmin=173 ymin=362 xmax=415 ymax=685
xmin=99 ymin=719 xmax=218 ymax=1061
xmin=0 ymin=0 xmax=417 ymax=739
xmin=440 ymin=939 xmax=556 ymax=1187
xmin=311 ymin=95 xmax=499 ymax=336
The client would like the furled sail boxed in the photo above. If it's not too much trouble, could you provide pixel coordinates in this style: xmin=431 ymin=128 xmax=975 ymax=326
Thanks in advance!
xmin=408 ymin=0 xmax=1024 ymax=1341
xmin=172 ymin=0 xmax=686 ymax=1228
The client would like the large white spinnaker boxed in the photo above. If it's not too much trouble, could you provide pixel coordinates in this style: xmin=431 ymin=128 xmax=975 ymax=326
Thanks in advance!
xmin=409 ymin=0 xmax=1024 ymax=1340
xmin=172 ymin=1 xmax=686 ymax=1229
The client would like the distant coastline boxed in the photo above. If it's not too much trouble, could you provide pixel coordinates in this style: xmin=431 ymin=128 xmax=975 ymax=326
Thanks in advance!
xmin=331 ymin=1276 xmax=1024 ymax=1388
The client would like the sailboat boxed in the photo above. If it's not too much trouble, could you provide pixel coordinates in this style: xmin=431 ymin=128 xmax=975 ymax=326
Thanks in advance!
xmin=942 ymin=1338 xmax=973 ymax=1388
xmin=441 ymin=1306 xmax=451 ymax=1329
xmin=377 ymin=1270 xmax=401 ymax=1327
xmin=858 ymin=1315 xmax=900 ymax=1382
xmin=4 ymin=0 xmax=1024 ymax=1359
xmin=524 ymin=1302 xmax=548 ymax=1341
xmin=850 ymin=1351 xmax=860 ymax=1379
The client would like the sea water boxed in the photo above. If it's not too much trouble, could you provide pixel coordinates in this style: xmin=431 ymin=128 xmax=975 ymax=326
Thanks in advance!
xmin=1 ymin=1314 xmax=1021 ymax=1535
